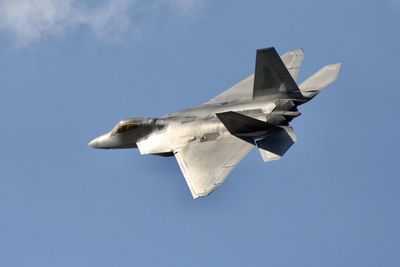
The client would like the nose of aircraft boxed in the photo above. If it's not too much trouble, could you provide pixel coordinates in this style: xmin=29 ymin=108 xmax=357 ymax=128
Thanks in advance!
xmin=88 ymin=134 xmax=109 ymax=149
xmin=88 ymin=137 xmax=100 ymax=148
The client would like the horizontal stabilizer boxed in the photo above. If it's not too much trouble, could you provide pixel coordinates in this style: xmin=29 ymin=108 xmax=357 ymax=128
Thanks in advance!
xmin=257 ymin=126 xmax=297 ymax=162
xmin=216 ymin=111 xmax=297 ymax=162
xmin=216 ymin=111 xmax=269 ymax=138
xmin=300 ymin=63 xmax=341 ymax=97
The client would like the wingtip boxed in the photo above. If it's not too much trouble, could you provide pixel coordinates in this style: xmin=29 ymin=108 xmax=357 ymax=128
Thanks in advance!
xmin=327 ymin=62 xmax=342 ymax=70
xmin=329 ymin=62 xmax=342 ymax=80
xmin=191 ymin=193 xmax=205 ymax=200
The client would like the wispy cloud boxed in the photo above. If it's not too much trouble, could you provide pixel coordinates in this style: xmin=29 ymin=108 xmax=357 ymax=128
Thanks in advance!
xmin=0 ymin=0 xmax=205 ymax=47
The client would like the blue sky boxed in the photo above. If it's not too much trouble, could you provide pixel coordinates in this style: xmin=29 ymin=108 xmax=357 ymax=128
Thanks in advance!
xmin=0 ymin=0 xmax=399 ymax=266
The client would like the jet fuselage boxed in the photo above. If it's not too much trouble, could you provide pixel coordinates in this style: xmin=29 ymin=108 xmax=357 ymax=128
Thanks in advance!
xmin=89 ymin=98 xmax=280 ymax=155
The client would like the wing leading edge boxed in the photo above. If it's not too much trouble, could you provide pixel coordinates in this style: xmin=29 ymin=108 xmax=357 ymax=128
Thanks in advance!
xmin=174 ymin=134 xmax=254 ymax=199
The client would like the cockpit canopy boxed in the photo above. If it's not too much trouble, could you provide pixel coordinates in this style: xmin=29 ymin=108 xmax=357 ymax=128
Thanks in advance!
xmin=111 ymin=118 xmax=155 ymax=135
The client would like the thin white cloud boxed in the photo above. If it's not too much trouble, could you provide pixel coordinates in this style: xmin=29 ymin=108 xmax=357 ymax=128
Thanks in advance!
xmin=74 ymin=0 xmax=136 ymax=41
xmin=0 ymin=0 xmax=205 ymax=47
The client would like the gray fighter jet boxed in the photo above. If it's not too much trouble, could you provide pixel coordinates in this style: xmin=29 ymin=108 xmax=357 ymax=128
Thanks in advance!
xmin=89 ymin=47 xmax=341 ymax=199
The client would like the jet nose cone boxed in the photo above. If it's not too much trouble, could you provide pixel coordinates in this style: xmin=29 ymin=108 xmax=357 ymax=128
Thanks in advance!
xmin=88 ymin=133 xmax=111 ymax=149
xmin=88 ymin=137 xmax=100 ymax=148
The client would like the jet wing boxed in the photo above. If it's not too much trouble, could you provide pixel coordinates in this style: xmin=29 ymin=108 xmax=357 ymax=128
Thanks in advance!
xmin=174 ymin=134 xmax=254 ymax=199
xmin=205 ymin=74 xmax=254 ymax=105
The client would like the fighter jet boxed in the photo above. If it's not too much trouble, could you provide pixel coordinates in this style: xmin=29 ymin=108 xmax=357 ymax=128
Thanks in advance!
xmin=89 ymin=47 xmax=341 ymax=199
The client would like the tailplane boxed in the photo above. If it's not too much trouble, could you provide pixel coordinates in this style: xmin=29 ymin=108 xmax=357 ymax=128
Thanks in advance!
xmin=300 ymin=63 xmax=341 ymax=98
xmin=216 ymin=111 xmax=297 ymax=162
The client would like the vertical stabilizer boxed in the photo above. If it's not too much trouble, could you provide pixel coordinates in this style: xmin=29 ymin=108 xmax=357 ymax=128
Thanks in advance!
xmin=281 ymin=48 xmax=304 ymax=81
xmin=253 ymin=47 xmax=302 ymax=99
xmin=257 ymin=126 xmax=297 ymax=162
